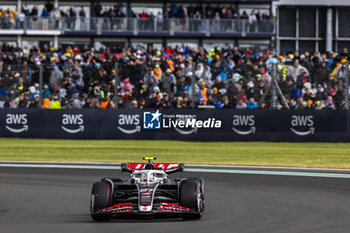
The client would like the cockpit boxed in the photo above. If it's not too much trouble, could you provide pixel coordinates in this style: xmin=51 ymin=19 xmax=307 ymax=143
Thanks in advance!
xmin=131 ymin=170 xmax=166 ymax=185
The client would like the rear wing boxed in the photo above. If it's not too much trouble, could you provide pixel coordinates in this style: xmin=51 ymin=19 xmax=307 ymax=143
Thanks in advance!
xmin=121 ymin=163 xmax=184 ymax=174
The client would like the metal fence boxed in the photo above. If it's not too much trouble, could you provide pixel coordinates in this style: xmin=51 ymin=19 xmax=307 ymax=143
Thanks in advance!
xmin=0 ymin=17 xmax=58 ymax=30
xmin=65 ymin=17 xmax=275 ymax=34
xmin=0 ymin=17 xmax=275 ymax=34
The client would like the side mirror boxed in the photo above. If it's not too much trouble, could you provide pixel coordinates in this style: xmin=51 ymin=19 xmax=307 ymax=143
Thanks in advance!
xmin=130 ymin=178 xmax=135 ymax=184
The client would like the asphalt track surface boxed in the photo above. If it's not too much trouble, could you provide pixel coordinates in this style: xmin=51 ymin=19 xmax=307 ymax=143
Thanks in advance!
xmin=1 ymin=166 xmax=350 ymax=233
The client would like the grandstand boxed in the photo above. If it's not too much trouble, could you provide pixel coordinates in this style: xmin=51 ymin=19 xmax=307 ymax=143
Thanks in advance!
xmin=0 ymin=0 xmax=349 ymax=110
xmin=0 ymin=0 xmax=274 ymax=50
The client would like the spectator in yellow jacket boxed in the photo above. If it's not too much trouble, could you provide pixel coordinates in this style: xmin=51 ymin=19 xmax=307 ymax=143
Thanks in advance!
xmin=49 ymin=96 xmax=61 ymax=109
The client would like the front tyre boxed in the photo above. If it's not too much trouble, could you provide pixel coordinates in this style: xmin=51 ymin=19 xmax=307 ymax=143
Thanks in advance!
xmin=186 ymin=177 xmax=205 ymax=211
xmin=180 ymin=180 xmax=203 ymax=220
xmin=91 ymin=182 xmax=112 ymax=221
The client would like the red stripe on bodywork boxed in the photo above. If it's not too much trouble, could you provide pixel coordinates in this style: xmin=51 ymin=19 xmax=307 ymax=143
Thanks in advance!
xmin=99 ymin=202 xmax=132 ymax=211
xmin=158 ymin=202 xmax=194 ymax=212
xmin=160 ymin=202 xmax=193 ymax=210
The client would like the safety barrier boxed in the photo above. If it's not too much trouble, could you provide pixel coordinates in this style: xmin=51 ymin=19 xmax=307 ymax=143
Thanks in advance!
xmin=0 ymin=109 xmax=348 ymax=142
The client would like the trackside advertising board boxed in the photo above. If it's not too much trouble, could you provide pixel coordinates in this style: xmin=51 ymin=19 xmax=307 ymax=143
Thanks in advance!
xmin=0 ymin=109 xmax=348 ymax=142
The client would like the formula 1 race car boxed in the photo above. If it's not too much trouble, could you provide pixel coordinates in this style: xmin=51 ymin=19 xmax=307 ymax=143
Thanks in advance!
xmin=90 ymin=157 xmax=204 ymax=221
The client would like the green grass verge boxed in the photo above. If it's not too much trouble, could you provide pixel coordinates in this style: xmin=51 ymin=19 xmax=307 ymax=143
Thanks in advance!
xmin=1 ymin=138 xmax=350 ymax=169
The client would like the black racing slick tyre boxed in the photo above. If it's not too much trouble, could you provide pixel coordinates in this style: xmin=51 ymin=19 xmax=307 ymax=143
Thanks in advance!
xmin=91 ymin=182 xmax=112 ymax=221
xmin=180 ymin=180 xmax=203 ymax=220
xmin=186 ymin=177 xmax=205 ymax=211
xmin=186 ymin=178 xmax=204 ymax=198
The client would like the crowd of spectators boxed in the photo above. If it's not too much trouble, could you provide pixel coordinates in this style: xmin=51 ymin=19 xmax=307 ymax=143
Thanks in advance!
xmin=0 ymin=2 xmax=273 ymax=32
xmin=0 ymin=42 xmax=349 ymax=110
xmin=0 ymin=1 xmax=55 ymax=30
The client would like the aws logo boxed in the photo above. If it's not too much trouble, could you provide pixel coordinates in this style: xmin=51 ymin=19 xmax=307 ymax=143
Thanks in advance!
xmin=117 ymin=114 xmax=140 ymax=134
xmin=172 ymin=116 xmax=198 ymax=135
xmin=5 ymin=114 xmax=28 ymax=133
xmin=290 ymin=115 xmax=314 ymax=136
xmin=232 ymin=115 xmax=255 ymax=135
xmin=61 ymin=114 xmax=84 ymax=134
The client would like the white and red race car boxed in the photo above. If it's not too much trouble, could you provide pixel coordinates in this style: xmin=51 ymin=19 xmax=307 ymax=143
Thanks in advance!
xmin=90 ymin=157 xmax=204 ymax=221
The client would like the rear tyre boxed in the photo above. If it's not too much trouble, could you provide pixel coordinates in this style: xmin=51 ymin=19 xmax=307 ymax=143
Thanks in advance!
xmin=91 ymin=182 xmax=112 ymax=221
xmin=180 ymin=180 xmax=203 ymax=220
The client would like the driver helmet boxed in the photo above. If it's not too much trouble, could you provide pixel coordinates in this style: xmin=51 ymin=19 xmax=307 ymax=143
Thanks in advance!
xmin=140 ymin=173 xmax=147 ymax=182
xmin=149 ymin=173 xmax=155 ymax=182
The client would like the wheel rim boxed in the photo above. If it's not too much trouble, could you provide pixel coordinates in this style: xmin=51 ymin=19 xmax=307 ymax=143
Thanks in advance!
xmin=91 ymin=194 xmax=95 ymax=213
